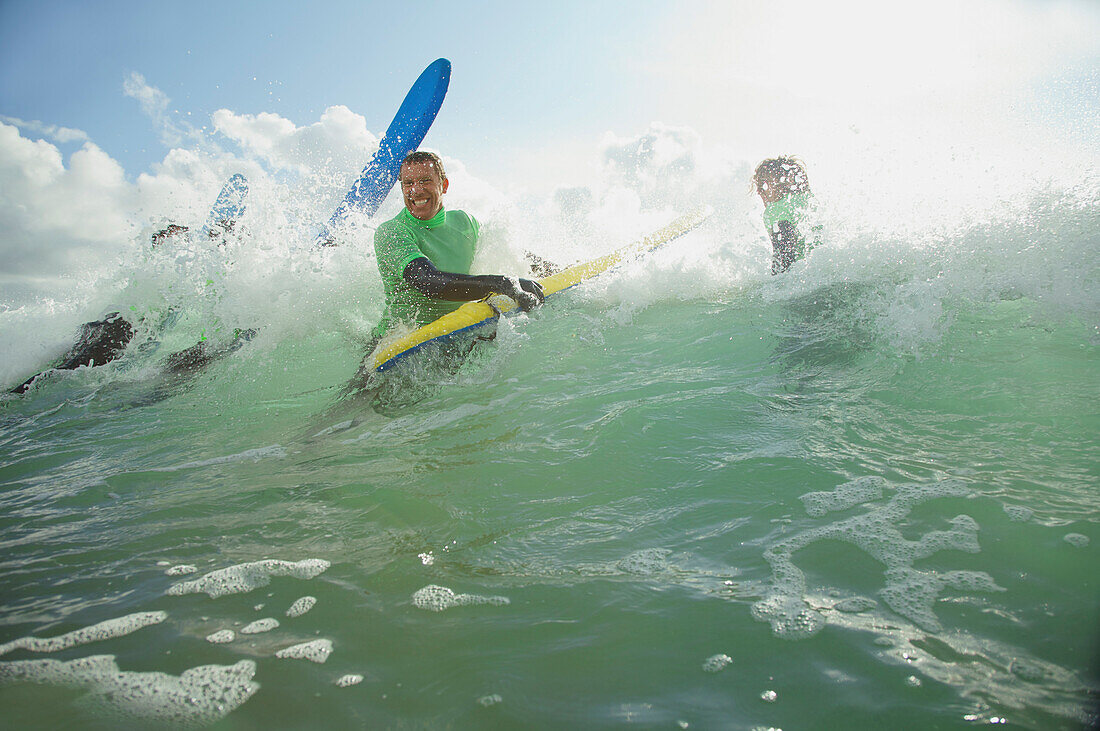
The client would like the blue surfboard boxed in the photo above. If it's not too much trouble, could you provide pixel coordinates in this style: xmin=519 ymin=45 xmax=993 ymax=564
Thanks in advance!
xmin=201 ymin=173 xmax=249 ymax=238
xmin=314 ymin=58 xmax=451 ymax=245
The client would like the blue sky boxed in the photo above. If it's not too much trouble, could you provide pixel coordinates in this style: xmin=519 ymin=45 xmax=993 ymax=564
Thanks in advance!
xmin=0 ymin=0 xmax=673 ymax=181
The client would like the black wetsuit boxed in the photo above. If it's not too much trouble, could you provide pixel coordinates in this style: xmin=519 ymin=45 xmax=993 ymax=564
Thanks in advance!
xmin=11 ymin=312 xmax=134 ymax=394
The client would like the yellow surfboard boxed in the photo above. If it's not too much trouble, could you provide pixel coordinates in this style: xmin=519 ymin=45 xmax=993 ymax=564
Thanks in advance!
xmin=367 ymin=205 xmax=712 ymax=373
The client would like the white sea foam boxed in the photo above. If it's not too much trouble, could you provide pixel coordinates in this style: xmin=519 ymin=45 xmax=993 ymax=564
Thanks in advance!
xmin=753 ymin=478 xmax=1002 ymax=637
xmin=702 ymin=654 xmax=732 ymax=673
xmin=411 ymin=585 xmax=510 ymax=612
xmin=275 ymin=639 xmax=333 ymax=664
xmin=285 ymin=596 xmax=317 ymax=618
xmin=1063 ymin=533 xmax=1089 ymax=548
xmin=166 ymin=558 xmax=330 ymax=598
xmin=833 ymin=597 xmax=877 ymax=613
xmin=336 ymin=673 xmax=363 ymax=687
xmin=240 ymin=618 xmax=279 ymax=634
xmin=800 ymin=476 xmax=885 ymax=517
xmin=0 ymin=655 xmax=258 ymax=728
xmin=818 ymin=588 xmax=1093 ymax=721
xmin=165 ymin=564 xmax=198 ymax=576
xmin=205 ymin=630 xmax=235 ymax=644
xmin=616 ymin=548 xmax=672 ymax=574
xmin=0 ymin=611 xmax=167 ymax=657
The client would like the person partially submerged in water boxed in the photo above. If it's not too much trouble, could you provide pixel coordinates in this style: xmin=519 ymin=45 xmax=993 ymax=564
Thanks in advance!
xmin=345 ymin=150 xmax=550 ymax=390
xmin=11 ymin=210 xmax=253 ymax=394
xmin=368 ymin=151 xmax=545 ymax=343
xmin=753 ymin=156 xmax=821 ymax=275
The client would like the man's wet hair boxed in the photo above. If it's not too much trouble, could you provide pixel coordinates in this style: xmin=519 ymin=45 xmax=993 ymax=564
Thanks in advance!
xmin=402 ymin=151 xmax=446 ymax=181
xmin=752 ymin=156 xmax=810 ymax=196
xmin=151 ymin=223 xmax=189 ymax=248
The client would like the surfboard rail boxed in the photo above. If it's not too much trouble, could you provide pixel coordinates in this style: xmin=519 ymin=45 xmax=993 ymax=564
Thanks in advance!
xmin=367 ymin=205 xmax=712 ymax=373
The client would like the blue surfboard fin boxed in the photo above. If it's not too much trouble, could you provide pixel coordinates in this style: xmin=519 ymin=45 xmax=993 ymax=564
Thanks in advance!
xmin=314 ymin=58 xmax=451 ymax=246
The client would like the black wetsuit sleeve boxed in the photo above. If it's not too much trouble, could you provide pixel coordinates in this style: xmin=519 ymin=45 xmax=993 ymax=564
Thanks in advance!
xmin=402 ymin=257 xmax=544 ymax=309
xmin=770 ymin=220 xmax=804 ymax=275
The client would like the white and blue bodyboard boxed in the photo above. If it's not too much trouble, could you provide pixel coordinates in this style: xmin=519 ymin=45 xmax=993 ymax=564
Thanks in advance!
xmin=201 ymin=174 xmax=249 ymax=238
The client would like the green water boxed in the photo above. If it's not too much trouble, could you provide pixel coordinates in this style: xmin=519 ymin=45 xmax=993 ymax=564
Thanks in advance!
xmin=1 ymin=212 xmax=1098 ymax=729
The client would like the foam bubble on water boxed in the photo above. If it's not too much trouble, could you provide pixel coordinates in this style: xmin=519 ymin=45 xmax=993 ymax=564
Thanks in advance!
xmin=478 ymin=693 xmax=503 ymax=707
xmin=1003 ymin=505 xmax=1034 ymax=522
xmin=166 ymin=558 xmax=330 ymax=598
xmin=1063 ymin=533 xmax=1090 ymax=548
xmin=702 ymin=653 xmax=732 ymax=673
xmin=336 ymin=674 xmax=363 ymax=688
xmin=411 ymin=585 xmax=510 ymax=612
xmin=240 ymin=618 xmax=279 ymax=634
xmin=814 ymin=582 xmax=1095 ymax=722
xmin=285 ymin=596 xmax=317 ymax=618
xmin=616 ymin=548 xmax=672 ymax=574
xmin=0 ymin=655 xmax=258 ymax=728
xmin=800 ymin=476 xmax=886 ymax=517
xmin=275 ymin=639 xmax=333 ymax=664
xmin=206 ymin=630 xmax=235 ymax=644
xmin=753 ymin=478 xmax=1002 ymax=637
xmin=882 ymin=567 xmax=1004 ymax=631
xmin=833 ymin=597 xmax=877 ymax=613
xmin=0 ymin=611 xmax=167 ymax=657
xmin=165 ymin=565 xmax=198 ymax=576
xmin=760 ymin=689 xmax=778 ymax=703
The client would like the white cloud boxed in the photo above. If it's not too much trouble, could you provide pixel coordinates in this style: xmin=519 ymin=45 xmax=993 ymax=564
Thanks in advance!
xmin=212 ymin=105 xmax=378 ymax=178
xmin=122 ymin=71 xmax=169 ymax=118
xmin=0 ymin=115 xmax=90 ymax=144
xmin=123 ymin=71 xmax=203 ymax=148
xmin=0 ymin=122 xmax=134 ymax=277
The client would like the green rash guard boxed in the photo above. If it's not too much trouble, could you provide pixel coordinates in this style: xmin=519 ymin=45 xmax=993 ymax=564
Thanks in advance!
xmin=373 ymin=207 xmax=479 ymax=337
xmin=762 ymin=192 xmax=821 ymax=275
xmin=762 ymin=192 xmax=812 ymax=235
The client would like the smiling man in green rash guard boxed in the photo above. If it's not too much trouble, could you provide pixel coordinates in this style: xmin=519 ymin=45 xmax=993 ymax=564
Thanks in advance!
xmin=371 ymin=151 xmax=544 ymax=342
